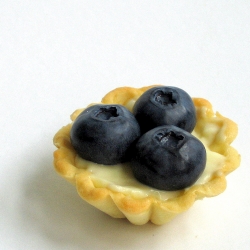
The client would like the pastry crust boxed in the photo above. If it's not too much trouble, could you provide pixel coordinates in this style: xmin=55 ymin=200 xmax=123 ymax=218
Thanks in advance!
xmin=53 ymin=86 xmax=241 ymax=225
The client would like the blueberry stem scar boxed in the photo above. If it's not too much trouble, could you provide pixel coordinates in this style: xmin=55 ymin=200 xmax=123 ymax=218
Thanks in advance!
xmin=154 ymin=91 xmax=177 ymax=106
xmin=95 ymin=107 xmax=119 ymax=120
xmin=156 ymin=131 xmax=184 ymax=148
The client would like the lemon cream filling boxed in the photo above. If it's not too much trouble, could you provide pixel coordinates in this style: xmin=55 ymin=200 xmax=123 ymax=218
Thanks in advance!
xmin=73 ymin=99 xmax=227 ymax=201
xmin=75 ymin=128 xmax=225 ymax=201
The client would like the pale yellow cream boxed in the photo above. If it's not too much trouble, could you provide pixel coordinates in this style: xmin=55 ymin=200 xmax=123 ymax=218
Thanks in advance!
xmin=75 ymin=100 xmax=226 ymax=200
xmin=75 ymin=141 xmax=225 ymax=200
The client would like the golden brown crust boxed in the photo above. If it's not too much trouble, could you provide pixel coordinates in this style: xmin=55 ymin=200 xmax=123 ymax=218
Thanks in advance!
xmin=53 ymin=86 xmax=241 ymax=225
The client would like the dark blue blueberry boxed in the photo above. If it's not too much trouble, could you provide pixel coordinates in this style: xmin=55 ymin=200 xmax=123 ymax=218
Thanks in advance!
xmin=133 ymin=86 xmax=196 ymax=133
xmin=131 ymin=125 xmax=206 ymax=191
xmin=70 ymin=104 xmax=141 ymax=165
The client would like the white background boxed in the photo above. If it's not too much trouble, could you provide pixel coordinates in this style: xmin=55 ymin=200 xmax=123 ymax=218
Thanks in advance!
xmin=1 ymin=1 xmax=250 ymax=249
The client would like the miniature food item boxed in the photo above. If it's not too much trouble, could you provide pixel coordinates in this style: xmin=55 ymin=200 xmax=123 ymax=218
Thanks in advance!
xmin=131 ymin=125 xmax=206 ymax=191
xmin=70 ymin=104 xmax=140 ymax=165
xmin=53 ymin=85 xmax=240 ymax=225
xmin=133 ymin=86 xmax=196 ymax=133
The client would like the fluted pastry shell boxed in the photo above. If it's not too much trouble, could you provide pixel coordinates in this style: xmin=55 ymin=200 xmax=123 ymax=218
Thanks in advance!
xmin=53 ymin=86 xmax=240 ymax=225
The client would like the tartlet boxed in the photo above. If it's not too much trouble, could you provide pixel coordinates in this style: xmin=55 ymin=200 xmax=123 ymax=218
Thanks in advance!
xmin=53 ymin=86 xmax=240 ymax=225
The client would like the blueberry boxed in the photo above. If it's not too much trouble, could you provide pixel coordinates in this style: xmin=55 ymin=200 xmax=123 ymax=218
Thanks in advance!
xmin=131 ymin=125 xmax=206 ymax=191
xmin=70 ymin=104 xmax=141 ymax=165
xmin=133 ymin=86 xmax=196 ymax=133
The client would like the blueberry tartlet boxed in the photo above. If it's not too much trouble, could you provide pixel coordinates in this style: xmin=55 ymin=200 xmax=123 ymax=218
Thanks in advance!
xmin=53 ymin=86 xmax=240 ymax=225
